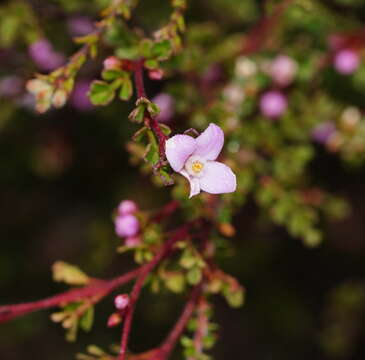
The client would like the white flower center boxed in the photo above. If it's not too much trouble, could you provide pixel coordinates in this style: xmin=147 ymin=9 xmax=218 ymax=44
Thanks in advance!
xmin=185 ymin=155 xmax=206 ymax=178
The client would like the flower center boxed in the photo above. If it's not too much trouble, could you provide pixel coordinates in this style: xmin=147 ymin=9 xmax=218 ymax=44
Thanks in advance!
xmin=192 ymin=161 xmax=204 ymax=174
xmin=185 ymin=155 xmax=206 ymax=177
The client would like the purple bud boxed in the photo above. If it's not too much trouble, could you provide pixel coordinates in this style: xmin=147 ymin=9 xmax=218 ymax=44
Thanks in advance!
xmin=70 ymin=80 xmax=93 ymax=111
xmin=0 ymin=76 xmax=23 ymax=97
xmin=115 ymin=214 xmax=139 ymax=238
xmin=334 ymin=49 xmax=360 ymax=75
xmin=114 ymin=294 xmax=129 ymax=310
xmin=125 ymin=236 xmax=141 ymax=248
xmin=67 ymin=16 xmax=95 ymax=37
xmin=260 ymin=90 xmax=287 ymax=119
xmin=311 ymin=121 xmax=336 ymax=144
xmin=152 ymin=93 xmax=175 ymax=123
xmin=118 ymin=200 xmax=138 ymax=215
xmin=269 ymin=55 xmax=297 ymax=87
xmin=28 ymin=39 xmax=65 ymax=71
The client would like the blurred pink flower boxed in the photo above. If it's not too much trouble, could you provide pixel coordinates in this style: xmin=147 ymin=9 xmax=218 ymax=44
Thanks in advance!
xmin=334 ymin=49 xmax=360 ymax=75
xmin=118 ymin=200 xmax=138 ymax=215
xmin=269 ymin=55 xmax=297 ymax=87
xmin=28 ymin=39 xmax=65 ymax=71
xmin=152 ymin=93 xmax=175 ymax=123
xmin=0 ymin=76 xmax=23 ymax=97
xmin=166 ymin=123 xmax=236 ymax=198
xmin=70 ymin=80 xmax=93 ymax=111
xmin=115 ymin=214 xmax=139 ymax=237
xmin=67 ymin=16 xmax=95 ymax=36
xmin=125 ymin=236 xmax=142 ymax=248
xmin=311 ymin=121 xmax=336 ymax=144
xmin=114 ymin=294 xmax=129 ymax=310
xmin=260 ymin=90 xmax=287 ymax=119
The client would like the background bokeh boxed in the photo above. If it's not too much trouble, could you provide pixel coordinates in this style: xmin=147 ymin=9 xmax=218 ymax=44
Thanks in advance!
xmin=2 ymin=0 xmax=365 ymax=359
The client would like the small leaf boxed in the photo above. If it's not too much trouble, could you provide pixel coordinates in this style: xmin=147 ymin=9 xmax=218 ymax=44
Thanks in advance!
xmin=101 ymin=69 xmax=125 ymax=81
xmin=80 ymin=307 xmax=94 ymax=332
xmin=119 ymin=77 xmax=133 ymax=101
xmin=128 ymin=104 xmax=146 ymax=123
xmin=52 ymin=261 xmax=89 ymax=285
xmin=147 ymin=101 xmax=160 ymax=117
xmin=144 ymin=59 xmax=159 ymax=70
xmin=159 ymin=123 xmax=172 ymax=135
xmin=133 ymin=126 xmax=148 ymax=142
xmin=165 ymin=273 xmax=185 ymax=293
xmin=223 ymin=287 xmax=245 ymax=308
xmin=88 ymin=80 xmax=115 ymax=106
xmin=151 ymin=40 xmax=172 ymax=60
xmin=187 ymin=267 xmax=202 ymax=285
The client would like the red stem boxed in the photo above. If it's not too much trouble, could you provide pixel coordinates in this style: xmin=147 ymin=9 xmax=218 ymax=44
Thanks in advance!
xmin=0 ymin=268 xmax=140 ymax=323
xmin=159 ymin=283 xmax=203 ymax=358
xmin=133 ymin=59 xmax=167 ymax=162
xmin=118 ymin=223 xmax=192 ymax=360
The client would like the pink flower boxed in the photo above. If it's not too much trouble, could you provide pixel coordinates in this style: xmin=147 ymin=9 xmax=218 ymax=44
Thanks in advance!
xmin=165 ymin=123 xmax=236 ymax=198
xmin=334 ymin=49 xmax=360 ymax=75
xmin=114 ymin=294 xmax=129 ymax=310
xmin=118 ymin=200 xmax=138 ymax=215
xmin=259 ymin=90 xmax=287 ymax=119
xmin=28 ymin=39 xmax=65 ymax=71
xmin=269 ymin=55 xmax=297 ymax=87
xmin=70 ymin=80 xmax=93 ymax=111
xmin=67 ymin=16 xmax=95 ymax=37
xmin=152 ymin=93 xmax=175 ymax=123
xmin=115 ymin=214 xmax=139 ymax=237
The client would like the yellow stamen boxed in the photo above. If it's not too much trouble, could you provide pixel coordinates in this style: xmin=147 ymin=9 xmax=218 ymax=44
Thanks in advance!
xmin=192 ymin=161 xmax=204 ymax=173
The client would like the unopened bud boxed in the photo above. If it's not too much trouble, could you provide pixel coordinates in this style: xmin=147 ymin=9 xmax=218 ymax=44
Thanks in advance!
xmin=114 ymin=294 xmax=129 ymax=310
xmin=118 ymin=200 xmax=138 ymax=215
xmin=52 ymin=89 xmax=68 ymax=108
xmin=103 ymin=56 xmax=121 ymax=70
xmin=148 ymin=69 xmax=164 ymax=80
xmin=107 ymin=312 xmax=122 ymax=327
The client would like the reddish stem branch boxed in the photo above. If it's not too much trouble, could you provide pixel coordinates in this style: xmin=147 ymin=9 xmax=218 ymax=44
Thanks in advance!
xmin=159 ymin=283 xmax=203 ymax=359
xmin=118 ymin=223 xmax=192 ymax=360
xmin=0 ymin=268 xmax=141 ymax=324
xmin=133 ymin=59 xmax=167 ymax=163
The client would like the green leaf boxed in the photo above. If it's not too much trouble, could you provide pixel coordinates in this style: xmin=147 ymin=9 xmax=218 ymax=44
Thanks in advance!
xmin=88 ymin=80 xmax=115 ymax=106
xmin=144 ymin=59 xmax=159 ymax=70
xmin=80 ymin=307 xmax=94 ymax=332
xmin=151 ymin=40 xmax=172 ymax=60
xmin=187 ymin=267 xmax=202 ymax=285
xmin=101 ymin=69 xmax=125 ymax=81
xmin=159 ymin=123 xmax=172 ymax=135
xmin=139 ymin=39 xmax=153 ymax=58
xmin=119 ymin=77 xmax=133 ymax=101
xmin=147 ymin=101 xmax=160 ymax=117
xmin=128 ymin=104 xmax=146 ymax=123
xmin=165 ymin=273 xmax=185 ymax=293
xmin=223 ymin=287 xmax=245 ymax=308
xmin=133 ymin=126 xmax=148 ymax=142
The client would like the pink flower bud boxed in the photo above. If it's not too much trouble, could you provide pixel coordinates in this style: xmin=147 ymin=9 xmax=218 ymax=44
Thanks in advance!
xmin=52 ymin=89 xmax=68 ymax=108
xmin=152 ymin=93 xmax=175 ymax=123
xmin=114 ymin=294 xmax=129 ymax=310
xmin=115 ymin=214 xmax=139 ymax=237
xmin=260 ymin=90 xmax=287 ymax=119
xmin=107 ymin=312 xmax=122 ymax=327
xmin=334 ymin=49 xmax=360 ymax=75
xmin=148 ymin=69 xmax=164 ymax=80
xmin=118 ymin=200 xmax=138 ymax=215
xmin=269 ymin=55 xmax=297 ymax=87
xmin=311 ymin=121 xmax=336 ymax=144
xmin=125 ymin=236 xmax=141 ymax=248
xmin=103 ymin=56 xmax=121 ymax=70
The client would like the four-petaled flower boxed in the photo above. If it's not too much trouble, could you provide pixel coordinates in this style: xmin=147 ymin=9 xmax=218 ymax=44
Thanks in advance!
xmin=165 ymin=123 xmax=237 ymax=198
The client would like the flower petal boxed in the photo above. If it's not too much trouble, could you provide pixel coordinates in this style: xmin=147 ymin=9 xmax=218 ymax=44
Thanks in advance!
xmin=194 ymin=123 xmax=224 ymax=161
xmin=165 ymin=135 xmax=196 ymax=172
xmin=180 ymin=169 xmax=201 ymax=198
xmin=199 ymin=161 xmax=236 ymax=194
